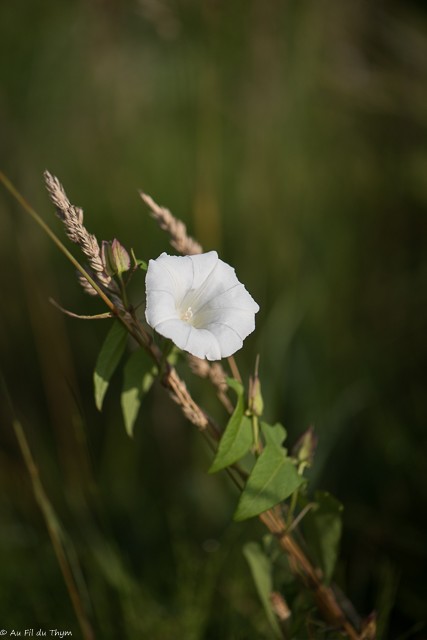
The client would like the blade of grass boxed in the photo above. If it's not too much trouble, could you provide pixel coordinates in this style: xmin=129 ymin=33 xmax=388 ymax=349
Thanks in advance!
xmin=1 ymin=374 xmax=95 ymax=640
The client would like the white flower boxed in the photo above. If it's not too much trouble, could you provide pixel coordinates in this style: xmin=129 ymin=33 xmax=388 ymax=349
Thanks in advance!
xmin=145 ymin=251 xmax=259 ymax=360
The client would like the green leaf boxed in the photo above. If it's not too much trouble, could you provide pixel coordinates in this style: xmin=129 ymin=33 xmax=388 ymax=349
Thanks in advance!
xmin=130 ymin=248 xmax=147 ymax=271
xmin=243 ymin=542 xmax=282 ymax=639
xmin=234 ymin=446 xmax=304 ymax=521
xmin=301 ymin=491 xmax=343 ymax=584
xmin=260 ymin=421 xmax=287 ymax=449
xmin=93 ymin=321 xmax=127 ymax=411
xmin=121 ymin=349 xmax=156 ymax=437
xmin=209 ymin=415 xmax=253 ymax=473
xmin=209 ymin=380 xmax=253 ymax=473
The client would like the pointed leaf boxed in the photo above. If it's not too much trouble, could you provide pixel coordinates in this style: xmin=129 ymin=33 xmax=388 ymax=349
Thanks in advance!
xmin=234 ymin=446 xmax=304 ymax=521
xmin=121 ymin=349 xmax=156 ymax=437
xmin=209 ymin=380 xmax=253 ymax=473
xmin=94 ymin=321 xmax=127 ymax=411
xmin=209 ymin=416 xmax=253 ymax=473
xmin=260 ymin=421 xmax=287 ymax=449
xmin=302 ymin=491 xmax=343 ymax=584
xmin=243 ymin=542 xmax=282 ymax=639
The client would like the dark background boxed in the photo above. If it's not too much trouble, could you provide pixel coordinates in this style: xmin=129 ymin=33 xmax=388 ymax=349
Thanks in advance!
xmin=1 ymin=1 xmax=427 ymax=638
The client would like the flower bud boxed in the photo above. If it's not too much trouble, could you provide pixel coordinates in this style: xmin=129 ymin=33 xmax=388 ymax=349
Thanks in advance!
xmin=102 ymin=239 xmax=131 ymax=276
xmin=249 ymin=374 xmax=264 ymax=417
xmin=292 ymin=426 xmax=317 ymax=469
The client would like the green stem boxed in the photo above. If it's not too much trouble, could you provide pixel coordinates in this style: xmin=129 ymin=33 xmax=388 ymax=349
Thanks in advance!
xmin=251 ymin=413 xmax=261 ymax=453
xmin=118 ymin=273 xmax=129 ymax=308
xmin=288 ymin=487 xmax=299 ymax=525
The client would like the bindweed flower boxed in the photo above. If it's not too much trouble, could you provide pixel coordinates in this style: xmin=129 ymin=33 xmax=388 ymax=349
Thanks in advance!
xmin=145 ymin=251 xmax=259 ymax=360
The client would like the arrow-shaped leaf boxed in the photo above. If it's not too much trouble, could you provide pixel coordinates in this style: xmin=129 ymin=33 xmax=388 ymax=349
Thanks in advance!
xmin=94 ymin=321 xmax=127 ymax=411
xmin=260 ymin=421 xmax=287 ymax=449
xmin=243 ymin=542 xmax=282 ymax=639
xmin=121 ymin=349 xmax=156 ymax=437
xmin=301 ymin=491 xmax=343 ymax=584
xmin=209 ymin=379 xmax=253 ymax=473
xmin=234 ymin=446 xmax=304 ymax=521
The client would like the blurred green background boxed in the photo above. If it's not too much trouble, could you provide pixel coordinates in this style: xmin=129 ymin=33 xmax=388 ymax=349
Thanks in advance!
xmin=1 ymin=1 xmax=427 ymax=638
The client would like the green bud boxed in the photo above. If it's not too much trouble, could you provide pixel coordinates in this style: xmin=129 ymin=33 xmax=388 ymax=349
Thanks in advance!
xmin=102 ymin=239 xmax=131 ymax=276
xmin=292 ymin=426 xmax=317 ymax=469
xmin=249 ymin=374 xmax=264 ymax=417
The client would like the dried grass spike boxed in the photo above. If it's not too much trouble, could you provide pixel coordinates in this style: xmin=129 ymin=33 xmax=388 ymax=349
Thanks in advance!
xmin=188 ymin=355 xmax=232 ymax=413
xmin=44 ymin=171 xmax=112 ymax=288
xmin=188 ymin=355 xmax=211 ymax=378
xmin=77 ymin=273 xmax=98 ymax=296
xmin=44 ymin=171 xmax=81 ymax=243
xmin=140 ymin=191 xmax=202 ymax=255
xmin=210 ymin=362 xmax=228 ymax=392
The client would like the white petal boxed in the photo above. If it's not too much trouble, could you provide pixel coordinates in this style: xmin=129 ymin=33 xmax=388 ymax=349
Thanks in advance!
xmin=205 ymin=322 xmax=243 ymax=359
xmin=154 ymin=320 xmax=222 ymax=360
xmin=182 ymin=255 xmax=237 ymax=312
xmin=145 ymin=289 xmax=178 ymax=328
xmin=186 ymin=327 xmax=222 ymax=360
xmin=188 ymin=251 xmax=219 ymax=289
xmin=197 ymin=307 xmax=255 ymax=340
xmin=154 ymin=319 xmax=191 ymax=350
xmin=146 ymin=253 xmax=193 ymax=304
xmin=199 ymin=283 xmax=259 ymax=313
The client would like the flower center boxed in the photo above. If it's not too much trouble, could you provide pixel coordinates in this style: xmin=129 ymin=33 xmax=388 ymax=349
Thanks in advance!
xmin=181 ymin=306 xmax=194 ymax=323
